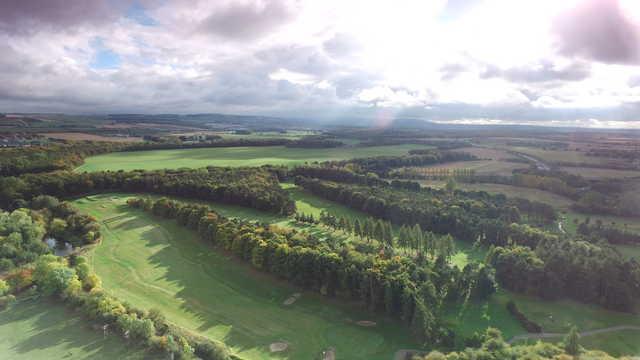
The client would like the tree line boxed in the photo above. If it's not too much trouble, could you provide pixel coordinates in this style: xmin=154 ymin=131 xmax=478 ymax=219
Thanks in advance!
xmin=129 ymin=196 xmax=498 ymax=347
xmin=0 ymin=167 xmax=295 ymax=215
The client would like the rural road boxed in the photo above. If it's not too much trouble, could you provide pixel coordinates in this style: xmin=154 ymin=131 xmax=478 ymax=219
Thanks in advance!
xmin=514 ymin=152 xmax=551 ymax=171
xmin=507 ymin=325 xmax=640 ymax=344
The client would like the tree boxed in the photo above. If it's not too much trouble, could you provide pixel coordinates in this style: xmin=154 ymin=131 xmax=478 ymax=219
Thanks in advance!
xmin=564 ymin=325 xmax=580 ymax=356
xmin=445 ymin=177 xmax=457 ymax=194
xmin=353 ymin=219 xmax=362 ymax=239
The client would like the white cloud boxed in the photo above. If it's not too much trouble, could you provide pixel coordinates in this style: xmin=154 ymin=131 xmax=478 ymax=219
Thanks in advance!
xmin=0 ymin=0 xmax=639 ymax=126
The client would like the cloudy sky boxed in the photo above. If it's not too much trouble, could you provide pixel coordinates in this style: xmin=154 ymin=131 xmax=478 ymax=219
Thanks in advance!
xmin=2 ymin=0 xmax=640 ymax=127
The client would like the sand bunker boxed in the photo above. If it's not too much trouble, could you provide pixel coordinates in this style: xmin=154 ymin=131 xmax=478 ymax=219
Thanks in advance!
xmin=356 ymin=320 xmax=377 ymax=327
xmin=283 ymin=293 xmax=301 ymax=306
xmin=269 ymin=342 xmax=289 ymax=352
xmin=322 ymin=347 xmax=336 ymax=360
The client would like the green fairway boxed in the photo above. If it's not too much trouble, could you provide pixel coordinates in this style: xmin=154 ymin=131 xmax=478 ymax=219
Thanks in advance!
xmin=73 ymin=194 xmax=416 ymax=360
xmin=76 ymin=144 xmax=428 ymax=172
xmin=0 ymin=298 xmax=147 ymax=360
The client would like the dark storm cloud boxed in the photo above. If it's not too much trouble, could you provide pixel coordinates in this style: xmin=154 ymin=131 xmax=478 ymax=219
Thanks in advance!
xmin=481 ymin=61 xmax=590 ymax=83
xmin=0 ymin=0 xmax=130 ymax=34
xmin=552 ymin=0 xmax=640 ymax=64
xmin=197 ymin=0 xmax=299 ymax=40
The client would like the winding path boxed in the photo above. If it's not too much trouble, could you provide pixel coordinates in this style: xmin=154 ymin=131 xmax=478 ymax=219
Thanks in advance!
xmin=507 ymin=325 xmax=640 ymax=344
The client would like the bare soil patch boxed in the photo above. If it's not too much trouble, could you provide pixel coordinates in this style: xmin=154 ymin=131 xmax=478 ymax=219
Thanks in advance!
xmin=322 ymin=347 xmax=335 ymax=360
xmin=356 ymin=320 xmax=377 ymax=327
xmin=283 ymin=293 xmax=301 ymax=306
xmin=269 ymin=342 xmax=289 ymax=352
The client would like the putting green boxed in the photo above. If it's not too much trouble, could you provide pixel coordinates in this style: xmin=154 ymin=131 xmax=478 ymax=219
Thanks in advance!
xmin=73 ymin=194 xmax=416 ymax=359
xmin=75 ymin=144 xmax=429 ymax=172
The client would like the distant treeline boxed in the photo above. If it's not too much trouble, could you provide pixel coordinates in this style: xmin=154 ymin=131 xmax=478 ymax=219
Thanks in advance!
xmin=0 ymin=142 xmax=128 ymax=176
xmin=0 ymin=167 xmax=294 ymax=215
xmin=125 ymin=138 xmax=291 ymax=151
xmin=285 ymin=136 xmax=344 ymax=148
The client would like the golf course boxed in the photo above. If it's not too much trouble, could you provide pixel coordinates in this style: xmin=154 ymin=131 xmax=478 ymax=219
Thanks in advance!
xmin=73 ymin=194 xmax=416 ymax=359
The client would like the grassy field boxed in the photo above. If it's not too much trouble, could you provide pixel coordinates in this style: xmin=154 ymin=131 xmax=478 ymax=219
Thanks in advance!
xmin=73 ymin=194 xmax=416 ymax=360
xmin=510 ymin=291 xmax=640 ymax=356
xmin=76 ymin=144 xmax=428 ymax=172
xmin=0 ymin=298 xmax=148 ymax=360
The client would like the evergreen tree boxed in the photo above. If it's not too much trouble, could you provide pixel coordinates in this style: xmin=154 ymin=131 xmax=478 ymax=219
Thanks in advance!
xmin=354 ymin=219 xmax=362 ymax=239
xmin=564 ymin=326 xmax=580 ymax=356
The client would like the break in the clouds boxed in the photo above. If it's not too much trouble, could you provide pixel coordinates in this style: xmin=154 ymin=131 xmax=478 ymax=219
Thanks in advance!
xmin=1 ymin=0 xmax=640 ymax=127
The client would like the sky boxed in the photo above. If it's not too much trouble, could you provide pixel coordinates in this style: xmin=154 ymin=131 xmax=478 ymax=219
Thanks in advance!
xmin=1 ymin=0 xmax=640 ymax=127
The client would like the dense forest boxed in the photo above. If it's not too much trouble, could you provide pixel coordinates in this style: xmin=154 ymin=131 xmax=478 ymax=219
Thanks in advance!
xmin=0 ymin=195 xmax=100 ymax=272
xmin=294 ymin=177 xmax=640 ymax=311
xmin=413 ymin=327 xmax=621 ymax=360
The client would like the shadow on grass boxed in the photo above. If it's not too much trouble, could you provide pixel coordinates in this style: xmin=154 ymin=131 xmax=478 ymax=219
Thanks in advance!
xmin=0 ymin=299 xmax=149 ymax=359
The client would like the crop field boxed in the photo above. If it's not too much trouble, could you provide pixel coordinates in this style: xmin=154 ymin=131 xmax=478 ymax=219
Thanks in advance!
xmin=73 ymin=194 xmax=415 ymax=360
xmin=456 ymin=147 xmax=518 ymax=161
xmin=505 ymin=146 xmax=623 ymax=167
xmin=76 ymin=144 xmax=428 ymax=172
xmin=416 ymin=160 xmax=528 ymax=177
xmin=0 ymin=298 xmax=147 ymax=360
xmin=558 ymin=166 xmax=640 ymax=179
xmin=40 ymin=132 xmax=142 ymax=143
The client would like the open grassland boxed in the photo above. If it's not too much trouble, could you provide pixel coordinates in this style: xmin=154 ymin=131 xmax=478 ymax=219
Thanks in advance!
xmin=76 ymin=144 xmax=428 ymax=172
xmin=73 ymin=194 xmax=415 ymax=360
xmin=0 ymin=298 xmax=147 ymax=360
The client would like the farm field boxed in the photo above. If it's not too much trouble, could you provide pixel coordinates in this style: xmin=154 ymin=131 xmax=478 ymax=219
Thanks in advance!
xmin=0 ymin=298 xmax=147 ymax=360
xmin=73 ymin=194 xmax=416 ymax=360
xmin=40 ymin=132 xmax=142 ymax=143
xmin=455 ymin=146 xmax=518 ymax=160
xmin=505 ymin=146 xmax=620 ymax=166
xmin=415 ymin=160 xmax=528 ymax=176
xmin=558 ymin=166 xmax=640 ymax=179
xmin=75 ymin=144 xmax=428 ymax=172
